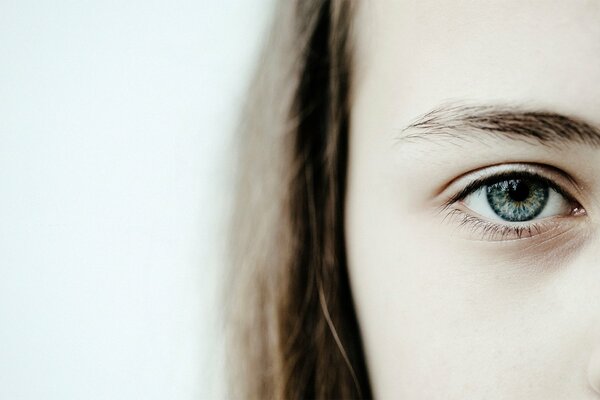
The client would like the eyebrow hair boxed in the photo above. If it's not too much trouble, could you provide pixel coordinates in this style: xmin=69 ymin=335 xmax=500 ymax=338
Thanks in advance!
xmin=399 ymin=103 xmax=600 ymax=148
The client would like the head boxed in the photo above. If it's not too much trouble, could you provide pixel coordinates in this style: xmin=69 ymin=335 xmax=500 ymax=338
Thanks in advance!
xmin=228 ymin=1 xmax=600 ymax=398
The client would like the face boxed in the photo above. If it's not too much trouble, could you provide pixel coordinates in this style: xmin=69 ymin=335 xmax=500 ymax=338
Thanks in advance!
xmin=345 ymin=1 xmax=600 ymax=398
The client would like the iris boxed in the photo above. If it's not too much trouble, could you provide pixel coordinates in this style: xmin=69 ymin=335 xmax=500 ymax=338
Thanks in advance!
xmin=486 ymin=179 xmax=549 ymax=221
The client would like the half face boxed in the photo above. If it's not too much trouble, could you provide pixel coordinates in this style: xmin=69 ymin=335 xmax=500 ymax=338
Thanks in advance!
xmin=345 ymin=1 xmax=600 ymax=398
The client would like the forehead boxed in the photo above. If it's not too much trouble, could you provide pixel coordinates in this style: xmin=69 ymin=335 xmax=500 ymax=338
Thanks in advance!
xmin=351 ymin=0 xmax=600 ymax=130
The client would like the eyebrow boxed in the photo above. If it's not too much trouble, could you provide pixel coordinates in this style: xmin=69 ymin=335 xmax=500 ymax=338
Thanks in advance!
xmin=399 ymin=103 xmax=600 ymax=148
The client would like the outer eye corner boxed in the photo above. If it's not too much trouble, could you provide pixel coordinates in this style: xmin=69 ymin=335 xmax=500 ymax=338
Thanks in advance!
xmin=571 ymin=205 xmax=587 ymax=218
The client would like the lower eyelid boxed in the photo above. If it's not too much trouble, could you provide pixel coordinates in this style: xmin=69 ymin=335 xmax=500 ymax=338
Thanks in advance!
xmin=442 ymin=207 xmax=569 ymax=242
xmin=442 ymin=190 xmax=589 ymax=242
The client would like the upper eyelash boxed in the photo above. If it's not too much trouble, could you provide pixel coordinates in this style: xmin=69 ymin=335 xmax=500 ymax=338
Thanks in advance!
xmin=445 ymin=170 xmax=575 ymax=207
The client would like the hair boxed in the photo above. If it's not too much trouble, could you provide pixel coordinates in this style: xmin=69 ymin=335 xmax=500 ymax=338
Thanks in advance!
xmin=226 ymin=1 xmax=372 ymax=398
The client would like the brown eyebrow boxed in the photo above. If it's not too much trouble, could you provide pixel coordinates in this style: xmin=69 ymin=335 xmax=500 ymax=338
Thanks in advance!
xmin=399 ymin=103 xmax=600 ymax=148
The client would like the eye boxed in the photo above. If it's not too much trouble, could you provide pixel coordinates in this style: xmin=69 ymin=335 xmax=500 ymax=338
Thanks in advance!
xmin=441 ymin=166 xmax=586 ymax=241
xmin=462 ymin=176 xmax=571 ymax=222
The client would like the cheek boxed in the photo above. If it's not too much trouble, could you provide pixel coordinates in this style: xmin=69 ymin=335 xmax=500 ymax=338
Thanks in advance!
xmin=344 ymin=168 xmax=592 ymax=398
xmin=344 ymin=159 xmax=474 ymax=395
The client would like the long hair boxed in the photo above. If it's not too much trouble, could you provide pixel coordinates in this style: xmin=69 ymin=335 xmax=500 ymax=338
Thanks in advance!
xmin=226 ymin=1 xmax=372 ymax=398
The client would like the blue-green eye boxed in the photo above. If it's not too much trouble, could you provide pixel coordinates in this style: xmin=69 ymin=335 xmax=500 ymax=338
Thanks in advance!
xmin=463 ymin=175 xmax=572 ymax=222
xmin=486 ymin=179 xmax=548 ymax=221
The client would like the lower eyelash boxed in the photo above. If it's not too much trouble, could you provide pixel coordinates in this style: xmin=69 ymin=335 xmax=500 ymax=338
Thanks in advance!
xmin=443 ymin=208 xmax=544 ymax=241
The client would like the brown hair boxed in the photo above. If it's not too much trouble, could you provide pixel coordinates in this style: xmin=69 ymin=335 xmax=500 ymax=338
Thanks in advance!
xmin=226 ymin=1 xmax=371 ymax=398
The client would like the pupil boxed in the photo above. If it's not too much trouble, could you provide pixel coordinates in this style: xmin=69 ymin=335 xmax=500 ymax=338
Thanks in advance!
xmin=508 ymin=180 xmax=530 ymax=202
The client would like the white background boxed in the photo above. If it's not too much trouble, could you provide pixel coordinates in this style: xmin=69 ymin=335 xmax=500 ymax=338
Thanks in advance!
xmin=0 ymin=0 xmax=274 ymax=398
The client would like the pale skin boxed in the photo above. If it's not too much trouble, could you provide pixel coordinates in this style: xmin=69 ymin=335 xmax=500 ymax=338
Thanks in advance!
xmin=345 ymin=1 xmax=600 ymax=398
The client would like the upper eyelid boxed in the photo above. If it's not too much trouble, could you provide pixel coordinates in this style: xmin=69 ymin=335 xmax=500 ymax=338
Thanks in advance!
xmin=452 ymin=172 xmax=572 ymax=203
xmin=440 ymin=164 xmax=583 ymax=211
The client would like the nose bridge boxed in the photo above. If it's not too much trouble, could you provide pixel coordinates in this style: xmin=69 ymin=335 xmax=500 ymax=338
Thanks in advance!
xmin=583 ymin=234 xmax=600 ymax=291
xmin=579 ymin=235 xmax=600 ymax=324
xmin=581 ymin=233 xmax=600 ymax=395
xmin=589 ymin=345 xmax=600 ymax=394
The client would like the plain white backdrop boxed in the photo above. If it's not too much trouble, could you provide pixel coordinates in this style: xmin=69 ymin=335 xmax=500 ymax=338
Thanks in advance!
xmin=0 ymin=0 xmax=274 ymax=398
